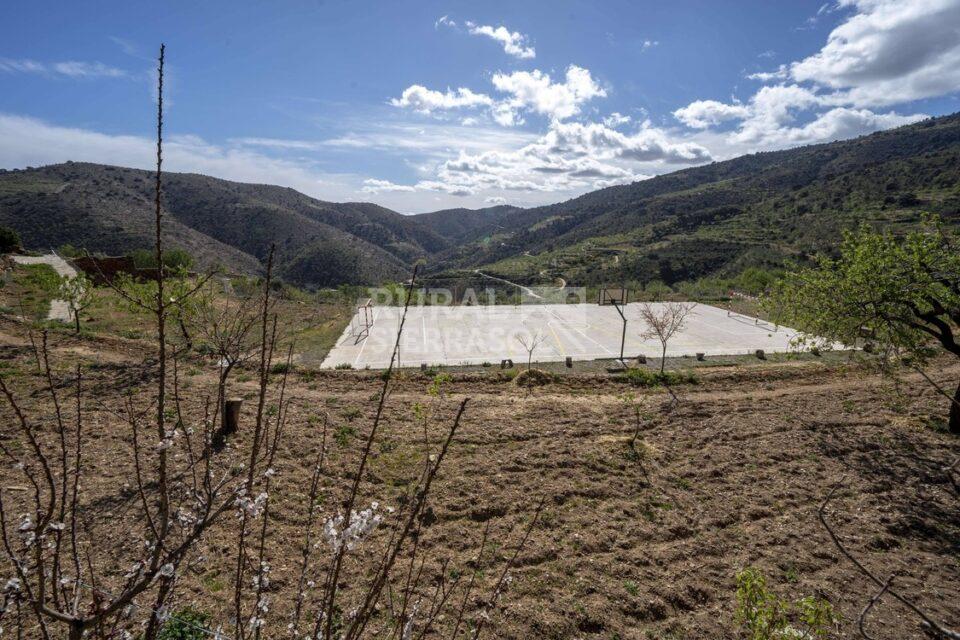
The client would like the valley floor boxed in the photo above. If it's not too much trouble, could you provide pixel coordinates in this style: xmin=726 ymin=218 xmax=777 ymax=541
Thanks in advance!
xmin=1 ymin=323 xmax=958 ymax=638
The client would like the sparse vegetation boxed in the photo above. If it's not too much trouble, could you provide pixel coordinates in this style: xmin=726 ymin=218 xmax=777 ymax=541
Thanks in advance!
xmin=735 ymin=568 xmax=839 ymax=640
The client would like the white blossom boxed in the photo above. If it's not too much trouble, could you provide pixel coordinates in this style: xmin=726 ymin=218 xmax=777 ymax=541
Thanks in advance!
xmin=235 ymin=491 xmax=268 ymax=519
xmin=322 ymin=502 xmax=386 ymax=553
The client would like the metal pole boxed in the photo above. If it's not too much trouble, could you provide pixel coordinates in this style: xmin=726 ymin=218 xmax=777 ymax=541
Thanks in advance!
xmin=614 ymin=301 xmax=626 ymax=363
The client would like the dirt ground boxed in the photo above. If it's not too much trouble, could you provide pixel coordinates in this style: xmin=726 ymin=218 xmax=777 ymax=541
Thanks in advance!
xmin=0 ymin=321 xmax=958 ymax=639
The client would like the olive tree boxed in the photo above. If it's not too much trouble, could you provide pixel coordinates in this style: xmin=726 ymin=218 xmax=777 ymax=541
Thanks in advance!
xmin=767 ymin=218 xmax=960 ymax=434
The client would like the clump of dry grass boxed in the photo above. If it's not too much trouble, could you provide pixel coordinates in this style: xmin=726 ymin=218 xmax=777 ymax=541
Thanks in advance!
xmin=513 ymin=368 xmax=557 ymax=387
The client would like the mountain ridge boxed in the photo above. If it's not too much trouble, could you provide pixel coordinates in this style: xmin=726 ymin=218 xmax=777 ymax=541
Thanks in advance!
xmin=1 ymin=112 xmax=959 ymax=288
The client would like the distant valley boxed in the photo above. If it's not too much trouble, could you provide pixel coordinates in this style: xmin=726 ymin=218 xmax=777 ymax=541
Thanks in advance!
xmin=1 ymin=112 xmax=958 ymax=289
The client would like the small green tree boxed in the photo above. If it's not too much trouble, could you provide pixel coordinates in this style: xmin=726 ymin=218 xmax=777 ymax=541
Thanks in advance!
xmin=767 ymin=218 xmax=960 ymax=434
xmin=0 ymin=225 xmax=22 ymax=253
xmin=58 ymin=274 xmax=94 ymax=333
xmin=735 ymin=568 xmax=839 ymax=639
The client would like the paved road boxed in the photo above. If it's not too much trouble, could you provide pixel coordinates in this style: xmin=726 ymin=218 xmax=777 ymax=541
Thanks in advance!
xmin=11 ymin=253 xmax=78 ymax=323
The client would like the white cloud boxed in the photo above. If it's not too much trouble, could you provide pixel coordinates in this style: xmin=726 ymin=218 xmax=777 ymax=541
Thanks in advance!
xmin=363 ymin=118 xmax=707 ymax=199
xmin=484 ymin=196 xmax=507 ymax=205
xmin=0 ymin=113 xmax=361 ymax=201
xmin=391 ymin=64 xmax=605 ymax=126
xmin=789 ymin=0 xmax=960 ymax=106
xmin=435 ymin=15 xmax=456 ymax=29
xmin=673 ymin=100 xmax=751 ymax=129
xmin=674 ymin=0 xmax=953 ymax=149
xmin=389 ymin=85 xmax=492 ymax=113
xmin=490 ymin=65 xmax=606 ymax=123
xmin=675 ymin=84 xmax=924 ymax=147
xmin=0 ymin=58 xmax=126 ymax=78
xmin=361 ymin=178 xmax=416 ymax=193
xmin=746 ymin=65 xmax=789 ymax=82
xmin=465 ymin=21 xmax=536 ymax=59
xmin=603 ymin=112 xmax=631 ymax=127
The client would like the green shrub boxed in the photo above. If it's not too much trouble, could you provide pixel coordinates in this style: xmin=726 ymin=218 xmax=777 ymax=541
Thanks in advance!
xmin=735 ymin=568 xmax=839 ymax=639
xmin=334 ymin=423 xmax=357 ymax=447
xmin=334 ymin=362 xmax=353 ymax=370
xmin=129 ymin=248 xmax=195 ymax=270
xmin=0 ymin=225 xmax=21 ymax=253
xmin=270 ymin=362 xmax=293 ymax=375
xmin=620 ymin=368 xmax=696 ymax=387
xmin=155 ymin=607 xmax=211 ymax=640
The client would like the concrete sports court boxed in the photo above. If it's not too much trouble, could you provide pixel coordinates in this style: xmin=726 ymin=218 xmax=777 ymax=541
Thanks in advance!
xmin=320 ymin=302 xmax=808 ymax=369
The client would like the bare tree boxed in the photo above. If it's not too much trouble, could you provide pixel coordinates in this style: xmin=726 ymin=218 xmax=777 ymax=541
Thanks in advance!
xmin=0 ymin=43 xmax=541 ymax=640
xmin=515 ymin=329 xmax=547 ymax=370
xmin=191 ymin=279 xmax=264 ymax=418
xmin=0 ymin=43 xmax=280 ymax=640
xmin=638 ymin=302 xmax=696 ymax=374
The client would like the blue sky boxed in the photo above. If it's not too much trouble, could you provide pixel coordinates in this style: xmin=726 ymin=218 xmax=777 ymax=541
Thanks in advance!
xmin=2 ymin=0 xmax=959 ymax=213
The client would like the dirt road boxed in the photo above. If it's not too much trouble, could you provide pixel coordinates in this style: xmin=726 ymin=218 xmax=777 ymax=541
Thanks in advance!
xmin=11 ymin=252 xmax=78 ymax=322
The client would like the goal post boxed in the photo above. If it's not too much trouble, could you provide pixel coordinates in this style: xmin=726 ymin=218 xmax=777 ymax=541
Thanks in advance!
xmin=349 ymin=298 xmax=374 ymax=344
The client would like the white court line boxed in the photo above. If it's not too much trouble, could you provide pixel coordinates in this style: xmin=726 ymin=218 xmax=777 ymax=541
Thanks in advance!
xmin=549 ymin=309 xmax=615 ymax=355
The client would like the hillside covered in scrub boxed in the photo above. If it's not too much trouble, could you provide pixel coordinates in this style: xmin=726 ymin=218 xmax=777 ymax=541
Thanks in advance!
xmin=1 ymin=113 xmax=959 ymax=289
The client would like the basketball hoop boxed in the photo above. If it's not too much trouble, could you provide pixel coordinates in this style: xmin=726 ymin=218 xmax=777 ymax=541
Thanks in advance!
xmin=598 ymin=287 xmax=627 ymax=306
xmin=598 ymin=287 xmax=629 ymax=364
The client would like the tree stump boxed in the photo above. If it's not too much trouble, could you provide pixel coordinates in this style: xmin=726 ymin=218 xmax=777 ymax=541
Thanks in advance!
xmin=755 ymin=349 xmax=766 ymax=360
xmin=565 ymin=356 xmax=573 ymax=368
xmin=696 ymin=352 xmax=705 ymax=361
xmin=224 ymin=398 xmax=242 ymax=434
xmin=636 ymin=354 xmax=647 ymax=364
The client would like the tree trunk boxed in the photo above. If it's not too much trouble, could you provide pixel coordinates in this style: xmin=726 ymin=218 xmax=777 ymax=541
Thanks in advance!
xmin=74 ymin=310 xmax=80 ymax=334
xmin=950 ymin=379 xmax=960 ymax=435
xmin=660 ymin=343 xmax=667 ymax=375
xmin=68 ymin=621 xmax=85 ymax=640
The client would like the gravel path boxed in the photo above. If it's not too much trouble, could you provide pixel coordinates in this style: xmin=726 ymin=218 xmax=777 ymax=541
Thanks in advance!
xmin=11 ymin=253 xmax=79 ymax=323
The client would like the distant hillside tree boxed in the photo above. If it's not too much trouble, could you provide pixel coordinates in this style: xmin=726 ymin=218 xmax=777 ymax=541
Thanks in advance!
xmin=768 ymin=218 xmax=960 ymax=434
xmin=129 ymin=247 xmax=194 ymax=271
xmin=0 ymin=224 xmax=21 ymax=253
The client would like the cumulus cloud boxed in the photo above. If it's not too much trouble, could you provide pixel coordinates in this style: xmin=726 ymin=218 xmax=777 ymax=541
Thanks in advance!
xmin=491 ymin=66 xmax=605 ymax=122
xmin=675 ymin=83 xmax=923 ymax=147
xmin=363 ymin=118 xmax=707 ymax=198
xmin=465 ymin=21 xmax=536 ymax=59
xmin=674 ymin=0 xmax=952 ymax=149
xmin=673 ymin=100 xmax=751 ymax=129
xmin=389 ymin=85 xmax=493 ymax=113
xmin=789 ymin=0 xmax=960 ymax=106
xmin=391 ymin=64 xmax=605 ymax=127
xmin=0 ymin=58 xmax=126 ymax=78
xmin=484 ymin=196 xmax=507 ymax=205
